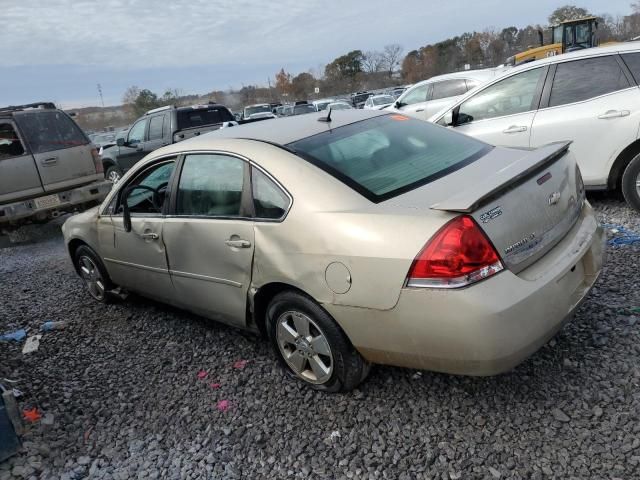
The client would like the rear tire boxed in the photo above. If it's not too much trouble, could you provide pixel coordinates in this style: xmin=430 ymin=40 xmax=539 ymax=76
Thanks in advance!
xmin=74 ymin=245 xmax=115 ymax=303
xmin=266 ymin=291 xmax=370 ymax=392
xmin=622 ymin=153 xmax=640 ymax=212
xmin=105 ymin=165 xmax=123 ymax=184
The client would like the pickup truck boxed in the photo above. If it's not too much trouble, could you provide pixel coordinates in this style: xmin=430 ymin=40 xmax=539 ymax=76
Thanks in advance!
xmin=0 ymin=102 xmax=111 ymax=226
xmin=101 ymin=103 xmax=237 ymax=183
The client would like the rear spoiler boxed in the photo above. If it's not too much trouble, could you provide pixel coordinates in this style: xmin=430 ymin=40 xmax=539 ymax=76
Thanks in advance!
xmin=430 ymin=141 xmax=572 ymax=213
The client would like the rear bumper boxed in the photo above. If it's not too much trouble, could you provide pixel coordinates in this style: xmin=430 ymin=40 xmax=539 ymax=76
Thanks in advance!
xmin=325 ymin=201 xmax=605 ymax=375
xmin=0 ymin=180 xmax=112 ymax=224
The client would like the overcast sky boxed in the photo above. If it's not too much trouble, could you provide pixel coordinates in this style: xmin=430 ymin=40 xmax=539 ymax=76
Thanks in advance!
xmin=0 ymin=0 xmax=632 ymax=107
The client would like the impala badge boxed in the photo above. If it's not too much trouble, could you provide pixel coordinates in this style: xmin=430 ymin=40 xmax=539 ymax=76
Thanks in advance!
xmin=548 ymin=191 xmax=561 ymax=206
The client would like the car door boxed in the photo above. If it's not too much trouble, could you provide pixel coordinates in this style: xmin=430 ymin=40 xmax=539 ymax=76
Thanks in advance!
xmin=0 ymin=120 xmax=44 ymax=204
xmin=101 ymin=159 xmax=177 ymax=302
xmin=448 ymin=66 xmax=547 ymax=148
xmin=395 ymin=83 xmax=430 ymax=119
xmin=117 ymin=117 xmax=148 ymax=172
xmin=163 ymin=153 xmax=255 ymax=327
xmin=422 ymin=79 xmax=469 ymax=120
xmin=530 ymin=54 xmax=640 ymax=187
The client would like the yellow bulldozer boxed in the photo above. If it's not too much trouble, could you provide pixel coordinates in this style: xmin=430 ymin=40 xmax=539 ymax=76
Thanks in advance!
xmin=507 ymin=17 xmax=599 ymax=66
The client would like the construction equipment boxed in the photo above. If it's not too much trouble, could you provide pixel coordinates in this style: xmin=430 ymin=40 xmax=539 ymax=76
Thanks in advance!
xmin=507 ymin=17 xmax=599 ymax=66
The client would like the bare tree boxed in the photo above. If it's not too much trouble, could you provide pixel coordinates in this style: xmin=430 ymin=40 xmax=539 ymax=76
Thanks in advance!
xmin=381 ymin=44 xmax=403 ymax=77
xmin=362 ymin=51 xmax=385 ymax=73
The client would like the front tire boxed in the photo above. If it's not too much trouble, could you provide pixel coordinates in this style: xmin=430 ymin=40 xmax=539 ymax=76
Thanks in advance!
xmin=266 ymin=291 xmax=370 ymax=392
xmin=622 ymin=153 xmax=640 ymax=212
xmin=74 ymin=245 xmax=115 ymax=303
xmin=105 ymin=165 xmax=123 ymax=184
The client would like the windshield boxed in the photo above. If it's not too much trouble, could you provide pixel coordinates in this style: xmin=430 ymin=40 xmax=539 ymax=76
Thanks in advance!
xmin=176 ymin=107 xmax=233 ymax=129
xmin=287 ymin=115 xmax=491 ymax=202
xmin=244 ymin=105 xmax=272 ymax=117
xmin=293 ymin=104 xmax=316 ymax=115
xmin=372 ymin=96 xmax=394 ymax=106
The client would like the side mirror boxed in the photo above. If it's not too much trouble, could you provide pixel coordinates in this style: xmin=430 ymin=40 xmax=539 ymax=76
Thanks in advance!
xmin=117 ymin=137 xmax=125 ymax=147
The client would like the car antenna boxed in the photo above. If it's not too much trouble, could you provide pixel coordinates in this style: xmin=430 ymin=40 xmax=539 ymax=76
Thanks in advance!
xmin=318 ymin=107 xmax=332 ymax=123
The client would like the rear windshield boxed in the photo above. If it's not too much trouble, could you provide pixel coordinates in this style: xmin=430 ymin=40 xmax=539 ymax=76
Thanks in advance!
xmin=177 ymin=107 xmax=233 ymax=130
xmin=373 ymin=96 xmax=394 ymax=105
xmin=244 ymin=105 xmax=272 ymax=117
xmin=15 ymin=111 xmax=88 ymax=154
xmin=287 ymin=115 xmax=491 ymax=202
xmin=293 ymin=104 xmax=316 ymax=115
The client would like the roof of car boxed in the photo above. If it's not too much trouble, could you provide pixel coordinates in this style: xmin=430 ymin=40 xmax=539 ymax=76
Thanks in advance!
xmin=178 ymin=110 xmax=388 ymax=147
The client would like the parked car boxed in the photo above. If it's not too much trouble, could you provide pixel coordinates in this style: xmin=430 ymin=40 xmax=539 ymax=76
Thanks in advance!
xmin=242 ymin=104 xmax=272 ymax=120
xmin=430 ymin=43 xmax=640 ymax=211
xmin=291 ymin=104 xmax=317 ymax=115
xmin=312 ymin=99 xmax=335 ymax=111
xmin=363 ymin=94 xmax=396 ymax=110
xmin=89 ymin=132 xmax=116 ymax=150
xmin=101 ymin=103 xmax=236 ymax=183
xmin=0 ymin=102 xmax=111 ymax=225
xmin=62 ymin=110 xmax=603 ymax=392
xmin=391 ymin=70 xmax=496 ymax=121
xmin=325 ymin=102 xmax=353 ymax=110
xmin=350 ymin=92 xmax=372 ymax=109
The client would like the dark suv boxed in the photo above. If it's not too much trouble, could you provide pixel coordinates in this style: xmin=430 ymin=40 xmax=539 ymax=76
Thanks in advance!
xmin=0 ymin=102 xmax=111 ymax=225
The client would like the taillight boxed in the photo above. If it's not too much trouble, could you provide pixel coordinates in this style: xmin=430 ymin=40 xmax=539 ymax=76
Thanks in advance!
xmin=406 ymin=215 xmax=503 ymax=289
xmin=91 ymin=148 xmax=104 ymax=174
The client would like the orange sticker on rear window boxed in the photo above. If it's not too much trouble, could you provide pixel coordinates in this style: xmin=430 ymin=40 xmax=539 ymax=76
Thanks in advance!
xmin=390 ymin=114 xmax=409 ymax=121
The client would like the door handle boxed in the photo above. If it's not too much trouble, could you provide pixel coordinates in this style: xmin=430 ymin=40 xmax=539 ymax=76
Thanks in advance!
xmin=415 ymin=108 xmax=425 ymax=112
xmin=225 ymin=239 xmax=251 ymax=248
xmin=40 ymin=157 xmax=58 ymax=166
xmin=503 ymin=125 xmax=527 ymax=134
xmin=598 ymin=110 xmax=630 ymax=119
xmin=141 ymin=232 xmax=159 ymax=240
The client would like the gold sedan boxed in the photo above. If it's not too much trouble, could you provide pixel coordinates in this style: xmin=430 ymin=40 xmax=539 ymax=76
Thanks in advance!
xmin=62 ymin=110 xmax=604 ymax=391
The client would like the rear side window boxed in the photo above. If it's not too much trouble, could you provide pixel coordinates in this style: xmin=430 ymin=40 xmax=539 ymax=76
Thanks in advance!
xmin=621 ymin=52 xmax=640 ymax=84
xmin=177 ymin=154 xmax=245 ymax=217
xmin=288 ymin=115 xmax=491 ymax=202
xmin=549 ymin=56 xmax=630 ymax=107
xmin=0 ymin=122 xmax=26 ymax=158
xmin=15 ymin=111 xmax=88 ymax=154
xmin=148 ymin=115 xmax=164 ymax=140
xmin=176 ymin=108 xmax=233 ymax=130
xmin=252 ymin=168 xmax=290 ymax=219
xmin=431 ymin=80 xmax=467 ymax=100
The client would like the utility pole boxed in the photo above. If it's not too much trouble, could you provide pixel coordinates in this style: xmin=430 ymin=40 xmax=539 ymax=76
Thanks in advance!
xmin=97 ymin=84 xmax=105 ymax=108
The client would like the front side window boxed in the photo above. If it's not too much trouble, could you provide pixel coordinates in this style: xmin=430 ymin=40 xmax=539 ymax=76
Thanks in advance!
xmin=14 ymin=111 xmax=88 ymax=154
xmin=148 ymin=115 xmax=164 ymax=141
xmin=123 ymin=160 xmax=176 ymax=215
xmin=622 ymin=52 xmax=640 ymax=84
xmin=457 ymin=67 xmax=544 ymax=124
xmin=400 ymin=84 xmax=428 ymax=106
xmin=252 ymin=168 xmax=289 ymax=219
xmin=549 ymin=56 xmax=630 ymax=108
xmin=177 ymin=154 xmax=245 ymax=217
xmin=431 ymin=80 xmax=467 ymax=101
xmin=288 ymin=114 xmax=490 ymax=202
xmin=127 ymin=119 xmax=147 ymax=145
xmin=0 ymin=122 xmax=26 ymax=158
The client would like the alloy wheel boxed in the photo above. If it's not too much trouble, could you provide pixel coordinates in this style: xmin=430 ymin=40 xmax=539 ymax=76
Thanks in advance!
xmin=276 ymin=310 xmax=334 ymax=384
xmin=78 ymin=255 xmax=106 ymax=301
xmin=107 ymin=170 xmax=121 ymax=183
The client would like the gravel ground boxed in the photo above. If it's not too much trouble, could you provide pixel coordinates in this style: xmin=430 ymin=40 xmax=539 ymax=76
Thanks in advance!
xmin=1 ymin=196 xmax=639 ymax=480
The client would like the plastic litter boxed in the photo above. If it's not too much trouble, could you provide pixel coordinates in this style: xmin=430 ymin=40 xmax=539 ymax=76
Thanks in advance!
xmin=22 ymin=408 xmax=41 ymax=423
xmin=210 ymin=383 xmax=222 ymax=389
xmin=197 ymin=370 xmax=208 ymax=380
xmin=0 ymin=330 xmax=26 ymax=342
xmin=233 ymin=360 xmax=248 ymax=370
xmin=40 ymin=321 xmax=67 ymax=332
xmin=329 ymin=430 xmax=341 ymax=441
xmin=216 ymin=400 xmax=230 ymax=412
xmin=22 ymin=335 xmax=42 ymax=354
xmin=602 ymin=223 xmax=640 ymax=246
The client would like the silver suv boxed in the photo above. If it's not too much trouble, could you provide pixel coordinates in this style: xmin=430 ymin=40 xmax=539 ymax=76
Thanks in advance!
xmin=0 ymin=102 xmax=111 ymax=225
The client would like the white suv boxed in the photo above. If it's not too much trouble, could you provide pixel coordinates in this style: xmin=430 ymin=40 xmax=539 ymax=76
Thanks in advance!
xmin=390 ymin=69 xmax=500 ymax=121
xmin=431 ymin=43 xmax=640 ymax=211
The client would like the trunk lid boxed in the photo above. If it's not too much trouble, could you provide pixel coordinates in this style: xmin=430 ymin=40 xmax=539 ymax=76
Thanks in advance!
xmin=430 ymin=142 xmax=584 ymax=273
